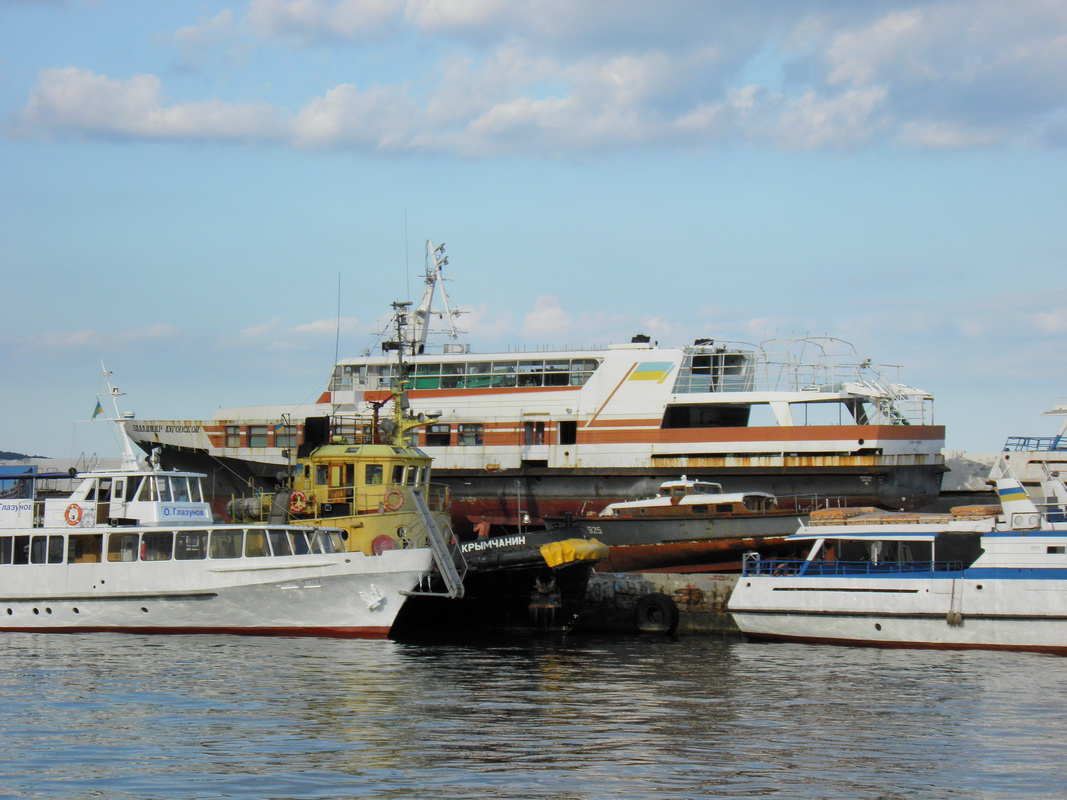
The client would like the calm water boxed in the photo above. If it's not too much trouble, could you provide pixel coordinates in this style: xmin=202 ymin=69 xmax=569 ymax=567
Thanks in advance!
xmin=1 ymin=633 xmax=1065 ymax=799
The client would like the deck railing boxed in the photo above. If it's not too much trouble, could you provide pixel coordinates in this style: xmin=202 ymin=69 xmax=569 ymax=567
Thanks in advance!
xmin=741 ymin=553 xmax=963 ymax=577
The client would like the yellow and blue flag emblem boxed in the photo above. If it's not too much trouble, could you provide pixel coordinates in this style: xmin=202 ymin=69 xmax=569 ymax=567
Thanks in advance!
xmin=92 ymin=400 xmax=104 ymax=419
xmin=997 ymin=484 xmax=1028 ymax=503
xmin=629 ymin=362 xmax=674 ymax=383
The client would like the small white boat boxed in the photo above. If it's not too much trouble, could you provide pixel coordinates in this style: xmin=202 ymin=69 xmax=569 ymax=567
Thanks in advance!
xmin=728 ymin=459 xmax=1067 ymax=655
xmin=0 ymin=373 xmax=433 ymax=638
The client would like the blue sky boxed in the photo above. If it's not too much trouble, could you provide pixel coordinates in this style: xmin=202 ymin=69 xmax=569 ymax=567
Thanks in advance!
xmin=2 ymin=0 xmax=1066 ymax=460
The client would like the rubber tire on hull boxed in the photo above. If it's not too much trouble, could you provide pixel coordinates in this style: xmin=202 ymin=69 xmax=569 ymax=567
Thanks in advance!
xmin=635 ymin=593 xmax=679 ymax=634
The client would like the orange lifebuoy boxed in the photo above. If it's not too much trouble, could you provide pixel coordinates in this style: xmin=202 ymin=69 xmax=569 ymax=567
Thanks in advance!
xmin=289 ymin=490 xmax=308 ymax=514
xmin=64 ymin=503 xmax=83 ymax=526
xmin=383 ymin=489 xmax=404 ymax=511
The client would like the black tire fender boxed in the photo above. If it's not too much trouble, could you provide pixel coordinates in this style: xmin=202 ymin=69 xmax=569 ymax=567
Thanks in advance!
xmin=635 ymin=592 xmax=679 ymax=634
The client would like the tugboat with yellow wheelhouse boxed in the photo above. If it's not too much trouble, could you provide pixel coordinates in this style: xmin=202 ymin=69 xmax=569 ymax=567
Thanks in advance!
xmin=228 ymin=301 xmax=606 ymax=635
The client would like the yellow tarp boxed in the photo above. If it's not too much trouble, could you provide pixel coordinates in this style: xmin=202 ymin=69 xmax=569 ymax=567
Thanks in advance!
xmin=539 ymin=538 xmax=609 ymax=569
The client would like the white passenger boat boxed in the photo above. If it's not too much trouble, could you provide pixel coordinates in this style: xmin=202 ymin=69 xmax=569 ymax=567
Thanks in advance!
xmin=728 ymin=461 xmax=1067 ymax=655
xmin=0 ymin=378 xmax=433 ymax=638
xmin=122 ymin=240 xmax=945 ymax=534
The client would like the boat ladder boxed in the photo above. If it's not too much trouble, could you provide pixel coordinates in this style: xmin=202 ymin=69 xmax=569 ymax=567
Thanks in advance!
xmin=404 ymin=487 xmax=467 ymax=599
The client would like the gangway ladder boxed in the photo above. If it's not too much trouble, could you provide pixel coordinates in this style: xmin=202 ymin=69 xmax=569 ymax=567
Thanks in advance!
xmin=404 ymin=487 xmax=467 ymax=598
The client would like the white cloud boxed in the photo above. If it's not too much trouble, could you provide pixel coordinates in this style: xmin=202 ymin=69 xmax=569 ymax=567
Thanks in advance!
xmin=17 ymin=67 xmax=285 ymax=141
xmin=13 ymin=1 xmax=1067 ymax=154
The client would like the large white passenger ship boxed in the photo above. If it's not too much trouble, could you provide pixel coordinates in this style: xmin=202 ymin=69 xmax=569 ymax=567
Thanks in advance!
xmin=123 ymin=242 xmax=945 ymax=534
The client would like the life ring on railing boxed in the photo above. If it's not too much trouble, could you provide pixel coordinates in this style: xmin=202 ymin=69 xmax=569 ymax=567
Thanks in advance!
xmin=289 ymin=490 xmax=309 ymax=514
xmin=383 ymin=489 xmax=404 ymax=511
xmin=64 ymin=503 xmax=83 ymax=526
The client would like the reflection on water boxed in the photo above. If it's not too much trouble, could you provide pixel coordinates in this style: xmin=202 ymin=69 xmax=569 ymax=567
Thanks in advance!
xmin=1 ymin=633 xmax=1066 ymax=799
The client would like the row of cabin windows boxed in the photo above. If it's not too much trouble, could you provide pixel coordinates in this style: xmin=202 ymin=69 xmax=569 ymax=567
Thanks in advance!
xmin=0 ymin=529 xmax=344 ymax=565
xmin=224 ymin=425 xmax=299 ymax=449
xmin=331 ymin=358 xmax=600 ymax=392
xmin=81 ymin=475 xmax=202 ymax=504
xmin=423 ymin=421 xmax=577 ymax=447
xmin=303 ymin=463 xmax=425 ymax=487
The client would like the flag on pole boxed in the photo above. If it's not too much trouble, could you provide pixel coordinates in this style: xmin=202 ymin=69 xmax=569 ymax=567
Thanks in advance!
xmin=92 ymin=400 xmax=104 ymax=419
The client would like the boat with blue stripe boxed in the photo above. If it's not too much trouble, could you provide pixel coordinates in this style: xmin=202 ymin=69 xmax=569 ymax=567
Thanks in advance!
xmin=728 ymin=459 xmax=1067 ymax=655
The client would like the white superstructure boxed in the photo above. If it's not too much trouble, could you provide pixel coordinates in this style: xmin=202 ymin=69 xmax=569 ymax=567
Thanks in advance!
xmin=728 ymin=460 xmax=1067 ymax=655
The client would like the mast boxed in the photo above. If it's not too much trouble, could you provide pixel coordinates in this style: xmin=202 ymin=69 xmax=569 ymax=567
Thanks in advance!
xmin=402 ymin=240 xmax=461 ymax=354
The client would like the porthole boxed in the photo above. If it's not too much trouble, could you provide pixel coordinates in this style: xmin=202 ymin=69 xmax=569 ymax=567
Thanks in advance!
xmin=73 ymin=608 xmax=80 ymax=614
xmin=874 ymin=623 xmax=882 ymax=631
xmin=45 ymin=608 xmax=52 ymax=615
xmin=32 ymin=608 xmax=39 ymax=615
xmin=5 ymin=608 xmax=11 ymax=616
xmin=141 ymin=607 xmax=149 ymax=613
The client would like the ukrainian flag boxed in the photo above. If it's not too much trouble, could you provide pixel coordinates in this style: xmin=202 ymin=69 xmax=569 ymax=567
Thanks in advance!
xmin=92 ymin=400 xmax=104 ymax=419
xmin=998 ymin=484 xmax=1029 ymax=503
xmin=629 ymin=362 xmax=675 ymax=383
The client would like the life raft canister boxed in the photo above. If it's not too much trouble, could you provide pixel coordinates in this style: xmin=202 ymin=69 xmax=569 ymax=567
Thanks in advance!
xmin=64 ymin=503 xmax=83 ymax=526
xmin=383 ymin=489 xmax=404 ymax=511
xmin=289 ymin=490 xmax=309 ymax=514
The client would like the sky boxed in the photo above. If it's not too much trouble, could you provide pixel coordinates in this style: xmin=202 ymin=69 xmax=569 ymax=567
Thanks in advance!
xmin=2 ymin=0 xmax=1066 ymax=462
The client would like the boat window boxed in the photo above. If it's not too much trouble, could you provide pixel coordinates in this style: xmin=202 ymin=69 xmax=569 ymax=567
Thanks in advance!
xmin=524 ymin=421 xmax=545 ymax=445
xmin=491 ymin=362 xmax=517 ymax=388
xmin=142 ymin=531 xmax=173 ymax=561
xmin=392 ymin=465 xmax=405 ymax=485
xmin=107 ymin=533 xmax=140 ymax=562
xmin=459 ymin=424 xmax=483 ymax=446
xmin=171 ymin=477 xmax=191 ymax=502
xmin=189 ymin=478 xmax=204 ymax=503
xmin=517 ymin=361 xmax=544 ymax=387
xmin=175 ymin=531 xmax=207 ymax=560
xmin=67 ymin=534 xmax=102 ymax=563
xmin=544 ymin=360 xmax=570 ymax=386
xmin=13 ymin=535 xmax=30 ymax=564
xmin=308 ymin=529 xmax=341 ymax=554
xmin=715 ymin=504 xmax=733 ymax=513
xmin=245 ymin=531 xmax=269 ymax=557
xmin=690 ymin=505 xmax=709 ymax=513
xmin=268 ymin=529 xmax=292 ymax=556
xmin=559 ymin=420 xmax=577 ymax=446
xmin=29 ymin=535 xmax=49 ymax=564
xmin=0 ymin=536 xmax=11 ymax=564
xmin=314 ymin=464 xmax=328 ymax=486
xmin=154 ymin=477 xmax=172 ymax=502
xmin=248 ymin=426 xmax=268 ymax=448
xmin=1048 ymin=546 xmax=1066 ymax=554
xmin=365 ymin=464 xmax=383 ymax=485
xmin=125 ymin=477 xmax=142 ymax=501
xmin=226 ymin=425 xmax=241 ymax=447
xmin=426 ymin=424 xmax=451 ymax=447
xmin=209 ymin=531 xmax=242 ymax=559
xmin=276 ymin=425 xmax=298 ymax=448
xmin=289 ymin=530 xmax=311 ymax=555
xmin=85 ymin=480 xmax=97 ymax=501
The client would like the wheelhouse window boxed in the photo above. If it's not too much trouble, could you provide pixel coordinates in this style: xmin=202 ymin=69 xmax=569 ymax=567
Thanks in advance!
xmin=226 ymin=425 xmax=241 ymax=447
xmin=268 ymin=530 xmax=293 ymax=556
xmin=365 ymin=464 xmax=383 ymax=485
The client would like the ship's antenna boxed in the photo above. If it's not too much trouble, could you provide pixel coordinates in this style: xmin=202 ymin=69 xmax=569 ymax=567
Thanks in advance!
xmin=98 ymin=361 xmax=140 ymax=471
xmin=334 ymin=271 xmax=341 ymax=367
